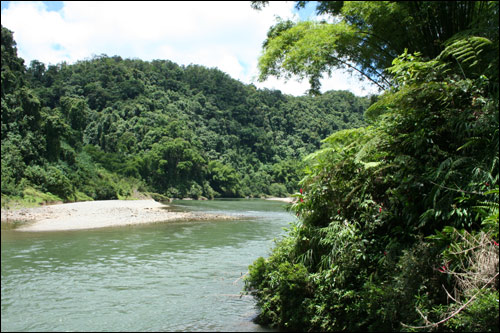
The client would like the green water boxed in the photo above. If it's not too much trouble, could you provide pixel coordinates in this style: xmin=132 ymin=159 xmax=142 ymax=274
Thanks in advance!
xmin=1 ymin=199 xmax=295 ymax=332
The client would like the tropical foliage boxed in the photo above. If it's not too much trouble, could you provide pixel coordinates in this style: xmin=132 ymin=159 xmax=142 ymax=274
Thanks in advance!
xmin=245 ymin=1 xmax=499 ymax=331
xmin=1 ymin=25 xmax=370 ymax=205
xmin=253 ymin=1 xmax=496 ymax=94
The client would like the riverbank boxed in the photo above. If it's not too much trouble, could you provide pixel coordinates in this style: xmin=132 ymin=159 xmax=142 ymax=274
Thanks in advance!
xmin=1 ymin=199 xmax=290 ymax=332
xmin=264 ymin=197 xmax=295 ymax=203
xmin=1 ymin=199 xmax=237 ymax=232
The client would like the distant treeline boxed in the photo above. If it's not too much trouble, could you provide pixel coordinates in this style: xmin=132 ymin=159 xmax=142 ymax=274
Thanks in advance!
xmin=1 ymin=25 xmax=371 ymax=202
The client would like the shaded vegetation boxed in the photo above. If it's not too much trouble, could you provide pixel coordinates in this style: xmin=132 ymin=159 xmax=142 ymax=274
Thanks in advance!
xmin=245 ymin=1 xmax=499 ymax=331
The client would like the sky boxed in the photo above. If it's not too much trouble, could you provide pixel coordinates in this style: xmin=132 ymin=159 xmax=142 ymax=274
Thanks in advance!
xmin=1 ymin=1 xmax=380 ymax=96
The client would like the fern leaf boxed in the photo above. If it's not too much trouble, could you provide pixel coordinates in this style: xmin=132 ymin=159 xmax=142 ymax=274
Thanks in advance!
xmin=439 ymin=36 xmax=492 ymax=69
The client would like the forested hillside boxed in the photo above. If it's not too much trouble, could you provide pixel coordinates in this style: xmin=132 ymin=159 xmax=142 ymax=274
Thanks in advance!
xmin=1 ymin=25 xmax=370 ymax=204
xmin=245 ymin=1 xmax=499 ymax=332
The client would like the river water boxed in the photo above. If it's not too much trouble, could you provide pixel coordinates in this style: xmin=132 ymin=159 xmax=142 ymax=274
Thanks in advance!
xmin=1 ymin=199 xmax=296 ymax=332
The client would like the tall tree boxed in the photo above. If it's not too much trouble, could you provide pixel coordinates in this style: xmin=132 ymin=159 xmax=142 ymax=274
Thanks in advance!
xmin=252 ymin=1 xmax=498 ymax=94
xmin=1 ymin=26 xmax=25 ymax=97
xmin=244 ymin=2 xmax=499 ymax=331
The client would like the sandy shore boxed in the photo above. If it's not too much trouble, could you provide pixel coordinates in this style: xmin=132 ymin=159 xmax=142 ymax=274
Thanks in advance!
xmin=265 ymin=197 xmax=295 ymax=203
xmin=1 ymin=199 xmax=236 ymax=232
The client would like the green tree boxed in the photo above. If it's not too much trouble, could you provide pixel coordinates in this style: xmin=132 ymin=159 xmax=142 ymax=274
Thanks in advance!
xmin=252 ymin=1 xmax=498 ymax=94
xmin=245 ymin=2 xmax=499 ymax=331
xmin=1 ymin=26 xmax=25 ymax=97
xmin=2 ymin=25 xmax=372 ymax=202
xmin=207 ymin=160 xmax=241 ymax=197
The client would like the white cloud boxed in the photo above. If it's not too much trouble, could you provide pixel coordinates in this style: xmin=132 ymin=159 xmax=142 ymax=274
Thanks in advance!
xmin=1 ymin=1 xmax=379 ymax=96
xmin=252 ymin=69 xmax=380 ymax=97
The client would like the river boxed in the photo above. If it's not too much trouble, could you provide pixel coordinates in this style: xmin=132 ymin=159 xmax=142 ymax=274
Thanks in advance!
xmin=1 ymin=199 xmax=296 ymax=332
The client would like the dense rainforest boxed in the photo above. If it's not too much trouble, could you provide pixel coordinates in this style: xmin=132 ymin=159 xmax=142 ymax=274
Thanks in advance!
xmin=1 ymin=24 xmax=370 ymax=205
xmin=2 ymin=0 xmax=499 ymax=332
xmin=244 ymin=1 xmax=499 ymax=332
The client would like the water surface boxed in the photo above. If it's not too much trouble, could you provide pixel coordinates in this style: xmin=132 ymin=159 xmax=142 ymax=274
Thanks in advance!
xmin=1 ymin=199 xmax=295 ymax=332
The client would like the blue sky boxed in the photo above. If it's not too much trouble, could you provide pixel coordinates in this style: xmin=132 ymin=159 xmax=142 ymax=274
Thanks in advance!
xmin=1 ymin=1 xmax=378 ymax=96
xmin=2 ymin=1 xmax=63 ymax=11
